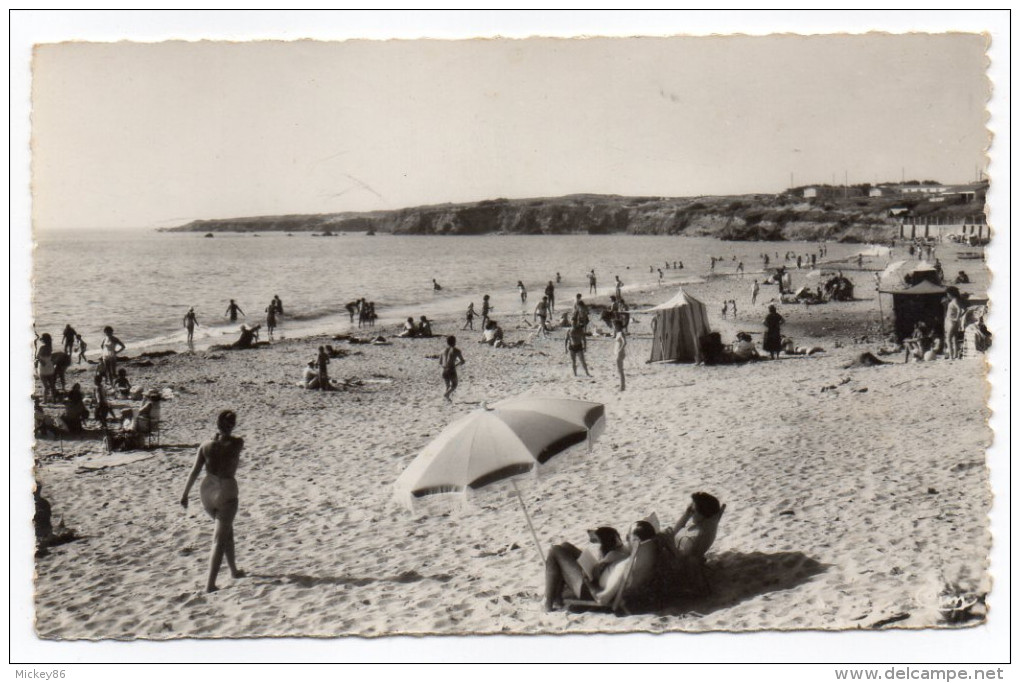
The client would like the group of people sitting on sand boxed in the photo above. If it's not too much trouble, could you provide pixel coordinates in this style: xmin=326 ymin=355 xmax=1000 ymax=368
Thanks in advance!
xmin=397 ymin=316 xmax=434 ymax=338
xmin=875 ymin=287 xmax=991 ymax=362
xmin=545 ymin=491 xmax=724 ymax=613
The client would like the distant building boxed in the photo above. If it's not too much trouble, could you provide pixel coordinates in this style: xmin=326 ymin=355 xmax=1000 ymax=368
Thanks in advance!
xmin=898 ymin=184 xmax=945 ymax=195
xmin=869 ymin=188 xmax=884 ymax=197
xmin=803 ymin=187 xmax=817 ymax=199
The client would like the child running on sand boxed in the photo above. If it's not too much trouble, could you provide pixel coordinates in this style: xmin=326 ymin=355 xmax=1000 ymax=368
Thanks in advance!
xmin=439 ymin=335 xmax=465 ymax=401
xmin=180 ymin=410 xmax=246 ymax=593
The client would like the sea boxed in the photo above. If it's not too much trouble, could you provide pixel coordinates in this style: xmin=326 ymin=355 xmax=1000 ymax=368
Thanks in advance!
xmin=31 ymin=229 xmax=869 ymax=353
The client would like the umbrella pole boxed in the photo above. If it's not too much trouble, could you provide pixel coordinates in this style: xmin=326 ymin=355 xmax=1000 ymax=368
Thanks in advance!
xmin=511 ymin=479 xmax=545 ymax=564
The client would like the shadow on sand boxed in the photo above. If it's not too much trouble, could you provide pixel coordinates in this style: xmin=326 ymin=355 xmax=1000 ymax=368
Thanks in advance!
xmin=251 ymin=569 xmax=455 ymax=590
xmin=660 ymin=550 xmax=829 ymax=616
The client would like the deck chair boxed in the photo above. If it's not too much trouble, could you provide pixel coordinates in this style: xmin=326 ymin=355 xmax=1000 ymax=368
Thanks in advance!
xmin=563 ymin=539 xmax=660 ymax=616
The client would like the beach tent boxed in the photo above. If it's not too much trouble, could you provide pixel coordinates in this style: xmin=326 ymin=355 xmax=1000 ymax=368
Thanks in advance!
xmin=633 ymin=287 xmax=711 ymax=363
xmin=879 ymin=280 xmax=947 ymax=341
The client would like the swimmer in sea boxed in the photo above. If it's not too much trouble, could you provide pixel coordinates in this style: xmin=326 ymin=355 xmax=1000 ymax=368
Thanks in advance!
xmin=180 ymin=410 xmax=246 ymax=593
xmin=225 ymin=299 xmax=245 ymax=323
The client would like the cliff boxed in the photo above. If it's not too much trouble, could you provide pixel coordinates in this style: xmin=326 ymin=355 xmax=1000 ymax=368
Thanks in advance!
xmin=164 ymin=187 xmax=985 ymax=243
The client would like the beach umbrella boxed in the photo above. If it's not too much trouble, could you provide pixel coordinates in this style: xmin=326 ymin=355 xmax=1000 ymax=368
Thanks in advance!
xmin=393 ymin=396 xmax=606 ymax=562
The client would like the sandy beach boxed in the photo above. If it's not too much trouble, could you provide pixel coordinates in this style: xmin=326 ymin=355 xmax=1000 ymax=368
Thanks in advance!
xmin=31 ymin=258 xmax=993 ymax=639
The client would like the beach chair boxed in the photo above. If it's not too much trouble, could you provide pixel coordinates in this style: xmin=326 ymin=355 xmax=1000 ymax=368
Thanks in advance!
xmin=563 ymin=539 xmax=661 ymax=616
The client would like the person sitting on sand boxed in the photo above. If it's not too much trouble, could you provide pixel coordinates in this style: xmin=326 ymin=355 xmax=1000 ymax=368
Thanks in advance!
xmin=129 ymin=390 xmax=161 ymax=437
xmin=480 ymin=319 xmax=504 ymax=347
xmin=34 ymin=397 xmax=65 ymax=438
xmin=544 ymin=526 xmax=629 ymax=612
xmin=398 ymin=317 xmax=417 ymax=338
xmin=903 ymin=321 xmax=935 ymax=363
xmin=433 ymin=278 xmax=442 ymax=291
xmin=180 ymin=410 xmax=246 ymax=593
xmin=302 ymin=360 xmax=320 ymax=389
xmin=955 ymin=271 xmax=970 ymax=285
xmin=418 ymin=316 xmax=434 ymax=338
xmin=60 ymin=383 xmax=88 ymax=434
xmin=114 ymin=368 xmax=132 ymax=399
xmin=731 ymin=332 xmax=760 ymax=361
xmin=231 ymin=324 xmax=261 ymax=350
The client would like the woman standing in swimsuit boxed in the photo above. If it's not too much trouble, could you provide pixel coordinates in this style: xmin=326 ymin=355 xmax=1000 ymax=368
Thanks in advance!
xmin=100 ymin=326 xmax=125 ymax=385
xmin=180 ymin=410 xmax=246 ymax=592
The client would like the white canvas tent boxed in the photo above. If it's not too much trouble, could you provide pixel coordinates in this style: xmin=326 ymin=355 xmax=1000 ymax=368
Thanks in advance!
xmin=633 ymin=287 xmax=712 ymax=363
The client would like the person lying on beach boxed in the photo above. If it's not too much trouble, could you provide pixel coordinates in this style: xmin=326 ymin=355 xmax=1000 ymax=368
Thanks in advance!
xmin=544 ymin=526 xmax=628 ymax=612
xmin=110 ymin=367 xmax=132 ymax=398
xmin=180 ymin=410 xmax=246 ymax=593
xmin=779 ymin=337 xmax=824 ymax=356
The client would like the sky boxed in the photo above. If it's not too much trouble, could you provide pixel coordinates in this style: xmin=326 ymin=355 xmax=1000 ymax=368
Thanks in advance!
xmin=30 ymin=31 xmax=989 ymax=231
